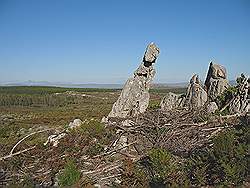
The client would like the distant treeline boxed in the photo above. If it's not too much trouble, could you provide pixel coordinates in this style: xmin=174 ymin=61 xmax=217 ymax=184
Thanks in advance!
xmin=0 ymin=86 xmax=119 ymax=95
xmin=0 ymin=94 xmax=78 ymax=107
xmin=0 ymin=86 xmax=119 ymax=107
xmin=0 ymin=86 xmax=186 ymax=107
xmin=150 ymin=87 xmax=186 ymax=94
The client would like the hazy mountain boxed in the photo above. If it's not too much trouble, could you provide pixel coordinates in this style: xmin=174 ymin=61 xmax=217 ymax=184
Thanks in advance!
xmin=0 ymin=80 xmax=236 ymax=89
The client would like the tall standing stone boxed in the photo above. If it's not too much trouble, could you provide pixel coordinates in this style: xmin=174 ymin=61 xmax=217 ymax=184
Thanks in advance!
xmin=184 ymin=74 xmax=208 ymax=108
xmin=229 ymin=74 xmax=249 ymax=114
xmin=205 ymin=62 xmax=230 ymax=100
xmin=108 ymin=43 xmax=160 ymax=118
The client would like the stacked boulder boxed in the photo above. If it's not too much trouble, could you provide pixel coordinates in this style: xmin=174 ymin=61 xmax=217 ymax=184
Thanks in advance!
xmin=108 ymin=43 xmax=160 ymax=118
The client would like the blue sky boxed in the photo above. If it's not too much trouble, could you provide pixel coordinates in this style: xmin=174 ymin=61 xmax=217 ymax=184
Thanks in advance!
xmin=0 ymin=0 xmax=249 ymax=84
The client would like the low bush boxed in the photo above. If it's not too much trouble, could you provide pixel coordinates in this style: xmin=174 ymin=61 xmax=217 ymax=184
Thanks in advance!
xmin=58 ymin=160 xmax=81 ymax=187
xmin=187 ymin=116 xmax=249 ymax=186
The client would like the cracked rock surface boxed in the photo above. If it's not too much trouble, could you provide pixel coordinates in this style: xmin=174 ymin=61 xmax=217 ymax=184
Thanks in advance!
xmin=205 ymin=62 xmax=230 ymax=100
xmin=229 ymin=74 xmax=249 ymax=114
xmin=108 ymin=43 xmax=160 ymax=118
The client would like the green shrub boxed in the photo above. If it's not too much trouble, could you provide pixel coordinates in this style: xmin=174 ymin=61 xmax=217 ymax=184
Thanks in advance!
xmin=148 ymin=148 xmax=177 ymax=183
xmin=187 ymin=119 xmax=249 ymax=186
xmin=86 ymin=142 xmax=104 ymax=156
xmin=58 ymin=160 xmax=81 ymax=186
xmin=79 ymin=119 xmax=105 ymax=139
xmin=216 ymin=86 xmax=237 ymax=109
xmin=148 ymin=100 xmax=161 ymax=110
xmin=212 ymin=129 xmax=248 ymax=185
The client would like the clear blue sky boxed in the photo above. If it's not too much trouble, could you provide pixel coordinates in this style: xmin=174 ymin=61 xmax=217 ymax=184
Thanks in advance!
xmin=0 ymin=0 xmax=249 ymax=84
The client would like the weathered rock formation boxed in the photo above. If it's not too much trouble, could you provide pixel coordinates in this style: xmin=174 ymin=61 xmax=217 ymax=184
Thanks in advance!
xmin=160 ymin=74 xmax=207 ymax=111
xmin=184 ymin=74 xmax=208 ymax=109
xmin=108 ymin=43 xmax=160 ymax=118
xmin=229 ymin=74 xmax=249 ymax=114
xmin=205 ymin=62 xmax=230 ymax=100
xmin=160 ymin=92 xmax=184 ymax=111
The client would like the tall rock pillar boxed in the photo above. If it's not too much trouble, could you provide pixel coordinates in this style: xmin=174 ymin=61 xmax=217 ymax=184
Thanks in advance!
xmin=108 ymin=43 xmax=160 ymax=118
xmin=205 ymin=62 xmax=229 ymax=100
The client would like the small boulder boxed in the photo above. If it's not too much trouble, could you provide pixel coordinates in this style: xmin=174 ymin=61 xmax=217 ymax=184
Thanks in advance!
xmin=206 ymin=102 xmax=218 ymax=114
xmin=44 ymin=133 xmax=66 ymax=147
xmin=68 ymin=119 xmax=83 ymax=129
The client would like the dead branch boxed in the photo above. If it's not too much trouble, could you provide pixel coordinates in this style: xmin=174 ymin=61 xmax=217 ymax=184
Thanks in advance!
xmin=220 ymin=97 xmax=235 ymax=112
xmin=221 ymin=113 xmax=240 ymax=119
xmin=81 ymin=164 xmax=122 ymax=175
xmin=198 ymin=121 xmax=208 ymax=126
xmin=207 ymin=129 xmax=223 ymax=138
xmin=10 ymin=128 xmax=53 ymax=155
xmin=0 ymin=146 xmax=36 ymax=161
xmin=92 ymin=142 xmax=137 ymax=159
xmin=100 ymin=174 xmax=122 ymax=181
xmin=202 ymin=126 xmax=226 ymax=131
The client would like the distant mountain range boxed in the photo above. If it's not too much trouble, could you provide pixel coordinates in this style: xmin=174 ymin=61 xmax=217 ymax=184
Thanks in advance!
xmin=0 ymin=80 xmax=236 ymax=89
xmin=0 ymin=80 xmax=124 ymax=88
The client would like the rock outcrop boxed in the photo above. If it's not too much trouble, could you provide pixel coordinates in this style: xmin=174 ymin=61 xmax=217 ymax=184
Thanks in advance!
xmin=229 ymin=74 xmax=249 ymax=114
xmin=184 ymin=74 xmax=208 ymax=109
xmin=108 ymin=43 xmax=160 ymax=118
xmin=160 ymin=92 xmax=184 ymax=111
xmin=205 ymin=62 xmax=230 ymax=100
xmin=160 ymin=74 xmax=207 ymax=111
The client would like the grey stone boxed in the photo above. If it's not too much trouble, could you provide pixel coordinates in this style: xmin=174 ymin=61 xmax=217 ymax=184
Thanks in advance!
xmin=229 ymin=74 xmax=249 ymax=114
xmin=160 ymin=92 xmax=184 ymax=111
xmin=143 ymin=42 xmax=160 ymax=63
xmin=206 ymin=102 xmax=218 ymax=114
xmin=68 ymin=118 xmax=83 ymax=129
xmin=184 ymin=74 xmax=208 ymax=109
xmin=44 ymin=133 xmax=66 ymax=147
xmin=108 ymin=43 xmax=160 ymax=118
xmin=101 ymin=116 xmax=108 ymax=124
xmin=205 ymin=62 xmax=230 ymax=100
xmin=160 ymin=74 xmax=207 ymax=111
